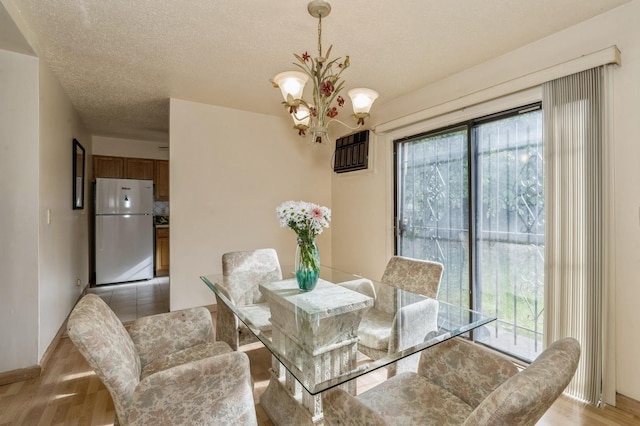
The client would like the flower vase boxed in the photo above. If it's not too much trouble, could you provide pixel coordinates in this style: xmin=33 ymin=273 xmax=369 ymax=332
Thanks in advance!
xmin=295 ymin=238 xmax=320 ymax=291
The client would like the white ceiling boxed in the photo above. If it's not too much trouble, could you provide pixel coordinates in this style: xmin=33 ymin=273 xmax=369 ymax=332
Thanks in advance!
xmin=0 ymin=0 xmax=630 ymax=142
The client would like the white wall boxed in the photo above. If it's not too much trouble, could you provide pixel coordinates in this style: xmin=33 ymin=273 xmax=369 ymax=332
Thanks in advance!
xmin=331 ymin=149 xmax=391 ymax=280
xmin=92 ymin=135 xmax=169 ymax=160
xmin=0 ymin=49 xmax=40 ymax=371
xmin=332 ymin=0 xmax=640 ymax=401
xmin=37 ymin=59 xmax=91 ymax=360
xmin=169 ymin=99 xmax=332 ymax=310
xmin=606 ymin=2 xmax=640 ymax=403
xmin=0 ymin=48 xmax=91 ymax=373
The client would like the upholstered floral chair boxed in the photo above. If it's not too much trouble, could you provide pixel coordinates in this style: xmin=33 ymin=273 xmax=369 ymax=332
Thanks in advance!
xmin=336 ymin=277 xmax=377 ymax=299
xmin=357 ymin=256 xmax=444 ymax=377
xmin=216 ymin=248 xmax=282 ymax=350
xmin=67 ymin=294 xmax=257 ymax=426
xmin=323 ymin=337 xmax=581 ymax=426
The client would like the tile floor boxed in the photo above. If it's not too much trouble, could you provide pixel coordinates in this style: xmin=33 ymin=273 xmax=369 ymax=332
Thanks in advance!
xmin=87 ymin=277 xmax=170 ymax=323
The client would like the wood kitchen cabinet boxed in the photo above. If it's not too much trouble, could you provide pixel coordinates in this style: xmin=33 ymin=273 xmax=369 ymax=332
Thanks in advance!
xmin=94 ymin=156 xmax=155 ymax=180
xmin=125 ymin=158 xmax=155 ymax=180
xmin=93 ymin=155 xmax=125 ymax=178
xmin=154 ymin=160 xmax=169 ymax=201
xmin=94 ymin=156 xmax=168 ymax=201
xmin=155 ymin=227 xmax=169 ymax=276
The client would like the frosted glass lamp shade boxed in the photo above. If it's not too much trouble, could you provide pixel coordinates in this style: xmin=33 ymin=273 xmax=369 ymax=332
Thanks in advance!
xmin=348 ymin=88 xmax=379 ymax=114
xmin=274 ymin=71 xmax=309 ymax=101
xmin=292 ymin=104 xmax=311 ymax=126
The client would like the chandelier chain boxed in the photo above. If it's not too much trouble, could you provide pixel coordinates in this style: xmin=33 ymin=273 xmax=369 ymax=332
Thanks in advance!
xmin=317 ymin=14 xmax=323 ymax=58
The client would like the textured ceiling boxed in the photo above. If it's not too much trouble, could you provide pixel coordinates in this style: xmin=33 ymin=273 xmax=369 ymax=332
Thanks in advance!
xmin=0 ymin=0 xmax=631 ymax=142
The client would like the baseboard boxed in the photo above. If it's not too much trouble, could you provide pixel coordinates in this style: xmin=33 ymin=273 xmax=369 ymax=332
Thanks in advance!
xmin=0 ymin=365 xmax=41 ymax=386
xmin=40 ymin=312 xmax=72 ymax=367
xmin=617 ymin=393 xmax=640 ymax=417
xmin=33 ymin=291 xmax=83 ymax=377
xmin=0 ymin=289 xmax=87 ymax=386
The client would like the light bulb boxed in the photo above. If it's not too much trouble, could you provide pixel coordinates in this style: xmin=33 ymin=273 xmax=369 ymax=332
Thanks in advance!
xmin=292 ymin=105 xmax=311 ymax=126
xmin=348 ymin=88 xmax=379 ymax=114
xmin=273 ymin=71 xmax=309 ymax=101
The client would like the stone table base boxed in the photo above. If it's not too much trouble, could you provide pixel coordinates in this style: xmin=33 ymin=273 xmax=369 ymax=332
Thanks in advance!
xmin=258 ymin=278 xmax=373 ymax=425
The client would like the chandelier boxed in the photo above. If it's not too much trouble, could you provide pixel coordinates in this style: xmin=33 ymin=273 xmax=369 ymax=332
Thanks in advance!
xmin=271 ymin=0 xmax=378 ymax=145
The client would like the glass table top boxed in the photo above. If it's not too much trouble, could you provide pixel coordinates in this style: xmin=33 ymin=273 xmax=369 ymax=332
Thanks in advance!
xmin=201 ymin=265 xmax=495 ymax=395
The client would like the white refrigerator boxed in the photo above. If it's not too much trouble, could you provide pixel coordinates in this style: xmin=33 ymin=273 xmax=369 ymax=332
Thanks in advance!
xmin=95 ymin=178 xmax=154 ymax=285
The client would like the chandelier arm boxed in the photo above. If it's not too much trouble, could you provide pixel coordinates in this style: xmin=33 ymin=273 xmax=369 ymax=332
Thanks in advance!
xmin=296 ymin=111 xmax=312 ymax=121
xmin=298 ymin=99 xmax=313 ymax=112
xmin=326 ymin=118 xmax=364 ymax=131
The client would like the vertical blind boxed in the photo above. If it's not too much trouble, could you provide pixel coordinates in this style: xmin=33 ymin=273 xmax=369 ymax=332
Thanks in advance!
xmin=543 ymin=66 xmax=612 ymax=404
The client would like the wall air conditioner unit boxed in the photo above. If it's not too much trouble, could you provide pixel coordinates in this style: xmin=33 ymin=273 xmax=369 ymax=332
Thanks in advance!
xmin=333 ymin=130 xmax=369 ymax=173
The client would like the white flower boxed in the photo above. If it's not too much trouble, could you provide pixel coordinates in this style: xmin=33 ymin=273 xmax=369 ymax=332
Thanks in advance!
xmin=276 ymin=200 xmax=331 ymax=241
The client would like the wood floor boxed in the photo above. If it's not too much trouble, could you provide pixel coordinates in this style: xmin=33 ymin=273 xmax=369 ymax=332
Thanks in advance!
xmin=1 ymin=308 xmax=639 ymax=425
xmin=3 ymin=269 xmax=637 ymax=426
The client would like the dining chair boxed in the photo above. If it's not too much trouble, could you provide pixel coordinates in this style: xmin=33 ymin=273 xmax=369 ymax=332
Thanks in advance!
xmin=67 ymin=293 xmax=257 ymax=426
xmin=217 ymin=248 xmax=282 ymax=350
xmin=323 ymin=337 xmax=581 ymax=426
xmin=336 ymin=277 xmax=377 ymax=299
xmin=357 ymin=256 xmax=444 ymax=377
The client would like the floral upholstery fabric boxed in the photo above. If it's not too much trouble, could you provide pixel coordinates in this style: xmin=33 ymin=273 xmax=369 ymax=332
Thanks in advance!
xmin=464 ymin=338 xmax=581 ymax=426
xmin=361 ymin=372 xmax=475 ymax=425
xmin=128 ymin=307 xmax=215 ymax=367
xmin=67 ymin=294 xmax=257 ymax=426
xmin=324 ymin=373 xmax=474 ymax=425
xmin=218 ymin=248 xmax=282 ymax=350
xmin=237 ymin=303 xmax=273 ymax=330
xmin=336 ymin=278 xmax=377 ymax=299
xmin=140 ymin=341 xmax=233 ymax=378
xmin=358 ymin=256 xmax=444 ymax=377
xmin=387 ymin=297 xmax=439 ymax=376
xmin=216 ymin=301 xmax=242 ymax=350
xmin=67 ymin=294 xmax=142 ymax=422
xmin=129 ymin=352 xmax=256 ymax=426
xmin=357 ymin=307 xmax=394 ymax=350
xmin=323 ymin=388 xmax=388 ymax=426
xmin=322 ymin=337 xmax=580 ymax=426
xmin=418 ymin=338 xmax=518 ymax=407
xmin=221 ymin=248 xmax=282 ymax=304
xmin=380 ymin=256 xmax=443 ymax=299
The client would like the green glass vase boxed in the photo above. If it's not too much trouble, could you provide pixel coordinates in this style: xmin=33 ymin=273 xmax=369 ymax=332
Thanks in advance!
xmin=295 ymin=238 xmax=320 ymax=291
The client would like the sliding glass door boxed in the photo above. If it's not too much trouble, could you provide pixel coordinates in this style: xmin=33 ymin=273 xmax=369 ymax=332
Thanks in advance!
xmin=395 ymin=104 xmax=544 ymax=361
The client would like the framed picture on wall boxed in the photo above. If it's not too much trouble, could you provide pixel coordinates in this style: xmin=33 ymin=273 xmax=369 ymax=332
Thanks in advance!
xmin=73 ymin=138 xmax=85 ymax=210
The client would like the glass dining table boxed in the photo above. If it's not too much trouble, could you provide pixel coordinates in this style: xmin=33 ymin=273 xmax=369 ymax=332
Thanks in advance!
xmin=201 ymin=265 xmax=495 ymax=426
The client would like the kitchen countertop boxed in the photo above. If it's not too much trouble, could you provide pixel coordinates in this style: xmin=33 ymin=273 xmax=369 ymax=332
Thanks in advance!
xmin=155 ymin=224 xmax=169 ymax=228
